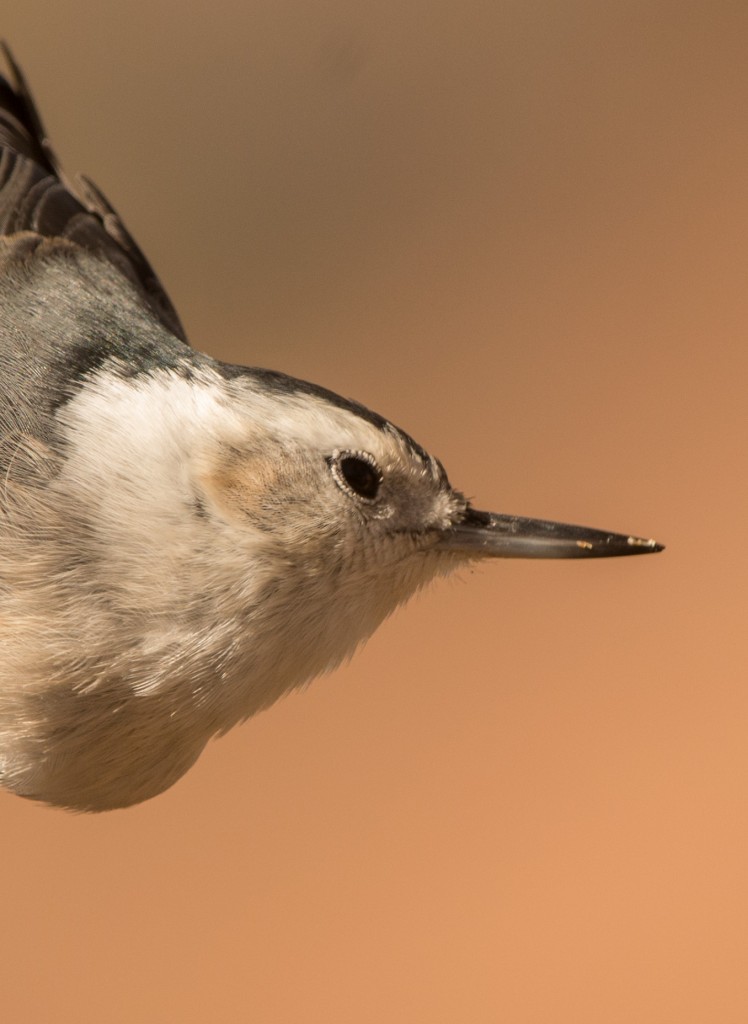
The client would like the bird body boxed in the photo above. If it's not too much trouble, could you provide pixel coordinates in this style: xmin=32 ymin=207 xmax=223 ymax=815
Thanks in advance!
xmin=0 ymin=48 xmax=662 ymax=811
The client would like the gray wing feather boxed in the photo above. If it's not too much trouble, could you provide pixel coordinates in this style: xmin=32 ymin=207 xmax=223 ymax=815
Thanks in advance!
xmin=0 ymin=42 xmax=187 ymax=343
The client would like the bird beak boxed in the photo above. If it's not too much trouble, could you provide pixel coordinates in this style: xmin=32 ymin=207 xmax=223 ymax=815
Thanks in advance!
xmin=437 ymin=505 xmax=664 ymax=559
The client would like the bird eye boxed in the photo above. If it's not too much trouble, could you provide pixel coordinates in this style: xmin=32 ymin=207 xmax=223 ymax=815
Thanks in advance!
xmin=330 ymin=450 xmax=382 ymax=502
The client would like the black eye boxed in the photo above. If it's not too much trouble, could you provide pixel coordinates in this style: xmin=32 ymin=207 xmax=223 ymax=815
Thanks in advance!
xmin=331 ymin=450 xmax=382 ymax=501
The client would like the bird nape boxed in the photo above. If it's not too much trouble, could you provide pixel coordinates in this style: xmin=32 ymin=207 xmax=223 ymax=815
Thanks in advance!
xmin=0 ymin=44 xmax=663 ymax=812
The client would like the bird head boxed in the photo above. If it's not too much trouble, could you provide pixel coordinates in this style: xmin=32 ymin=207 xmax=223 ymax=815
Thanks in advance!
xmin=56 ymin=355 xmax=661 ymax=729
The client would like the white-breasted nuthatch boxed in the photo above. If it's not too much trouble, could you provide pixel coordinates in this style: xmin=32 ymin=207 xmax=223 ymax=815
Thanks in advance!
xmin=0 ymin=46 xmax=662 ymax=812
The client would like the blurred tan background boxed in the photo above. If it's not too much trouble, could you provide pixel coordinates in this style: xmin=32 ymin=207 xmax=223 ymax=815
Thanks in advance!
xmin=2 ymin=1 xmax=746 ymax=1021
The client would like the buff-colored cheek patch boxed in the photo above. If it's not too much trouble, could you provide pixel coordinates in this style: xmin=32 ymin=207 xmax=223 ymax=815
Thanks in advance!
xmin=195 ymin=447 xmax=283 ymax=524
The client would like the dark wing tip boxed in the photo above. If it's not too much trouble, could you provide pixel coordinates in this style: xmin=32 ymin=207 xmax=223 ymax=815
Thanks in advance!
xmin=0 ymin=40 xmax=57 ymax=172
xmin=0 ymin=43 xmax=188 ymax=343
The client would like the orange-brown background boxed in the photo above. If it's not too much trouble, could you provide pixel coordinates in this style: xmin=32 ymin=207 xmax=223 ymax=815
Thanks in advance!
xmin=2 ymin=2 xmax=746 ymax=1021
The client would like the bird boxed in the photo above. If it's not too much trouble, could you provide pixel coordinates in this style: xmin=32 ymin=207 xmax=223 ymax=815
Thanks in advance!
xmin=0 ymin=45 xmax=662 ymax=812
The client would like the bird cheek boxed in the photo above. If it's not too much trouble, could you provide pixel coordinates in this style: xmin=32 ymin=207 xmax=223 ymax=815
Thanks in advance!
xmin=192 ymin=453 xmax=279 ymax=527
